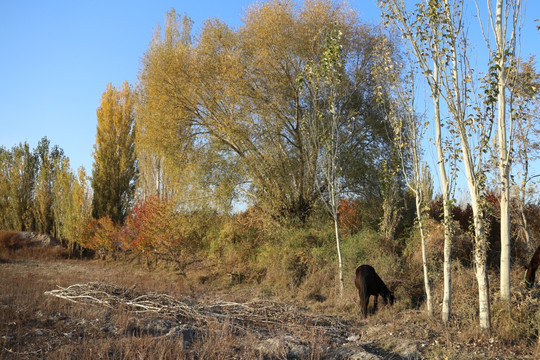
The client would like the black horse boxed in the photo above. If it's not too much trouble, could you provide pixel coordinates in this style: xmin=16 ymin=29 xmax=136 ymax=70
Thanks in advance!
xmin=524 ymin=245 xmax=540 ymax=289
xmin=354 ymin=264 xmax=394 ymax=318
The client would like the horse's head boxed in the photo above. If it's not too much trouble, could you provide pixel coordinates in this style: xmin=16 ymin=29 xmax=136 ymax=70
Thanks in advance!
xmin=384 ymin=292 xmax=395 ymax=307
xmin=524 ymin=265 xmax=535 ymax=289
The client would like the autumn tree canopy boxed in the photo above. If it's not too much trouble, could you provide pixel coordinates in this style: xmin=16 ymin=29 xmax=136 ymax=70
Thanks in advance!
xmin=136 ymin=0 xmax=400 ymax=219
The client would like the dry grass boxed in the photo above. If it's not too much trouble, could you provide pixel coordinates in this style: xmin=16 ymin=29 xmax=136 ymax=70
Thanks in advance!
xmin=1 ymin=234 xmax=540 ymax=359
xmin=0 ymin=254 xmax=353 ymax=359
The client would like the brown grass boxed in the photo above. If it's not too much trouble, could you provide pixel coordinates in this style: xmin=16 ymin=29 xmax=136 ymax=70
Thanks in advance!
xmin=0 ymin=253 xmax=348 ymax=359
xmin=1 ymin=233 xmax=540 ymax=359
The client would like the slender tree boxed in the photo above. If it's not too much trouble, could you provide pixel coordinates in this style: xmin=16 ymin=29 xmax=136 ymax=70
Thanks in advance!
xmin=0 ymin=147 xmax=11 ymax=229
xmin=92 ymin=81 xmax=137 ymax=223
xmin=379 ymin=0 xmax=457 ymax=324
xmin=300 ymin=25 xmax=348 ymax=295
xmin=380 ymin=0 xmax=494 ymax=331
xmin=511 ymin=57 xmax=540 ymax=253
xmin=475 ymin=0 xmax=522 ymax=303
xmin=6 ymin=143 xmax=38 ymax=231
xmin=385 ymin=66 xmax=434 ymax=315
xmin=33 ymin=137 xmax=65 ymax=236
xmin=53 ymin=159 xmax=93 ymax=254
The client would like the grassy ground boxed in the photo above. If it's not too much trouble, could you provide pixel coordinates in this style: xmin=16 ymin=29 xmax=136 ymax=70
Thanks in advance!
xmin=1 ymin=240 xmax=539 ymax=359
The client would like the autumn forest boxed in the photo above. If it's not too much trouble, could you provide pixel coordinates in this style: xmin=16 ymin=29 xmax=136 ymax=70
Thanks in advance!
xmin=2 ymin=0 xmax=540 ymax=355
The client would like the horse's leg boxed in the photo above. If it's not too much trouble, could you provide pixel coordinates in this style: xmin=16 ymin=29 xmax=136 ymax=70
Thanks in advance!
xmin=373 ymin=295 xmax=378 ymax=314
xmin=359 ymin=290 xmax=368 ymax=318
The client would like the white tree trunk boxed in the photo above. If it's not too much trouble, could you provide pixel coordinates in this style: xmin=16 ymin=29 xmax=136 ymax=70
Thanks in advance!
xmin=500 ymin=173 xmax=511 ymax=302
xmin=495 ymin=0 xmax=512 ymax=303
xmin=416 ymin=193 xmax=433 ymax=315
xmin=473 ymin=204 xmax=492 ymax=332
xmin=433 ymin=63 xmax=452 ymax=323
xmin=442 ymin=197 xmax=453 ymax=322
xmin=446 ymin=0 xmax=491 ymax=328
xmin=475 ymin=255 xmax=492 ymax=331
xmin=334 ymin=214 xmax=344 ymax=296
xmin=461 ymin=128 xmax=492 ymax=332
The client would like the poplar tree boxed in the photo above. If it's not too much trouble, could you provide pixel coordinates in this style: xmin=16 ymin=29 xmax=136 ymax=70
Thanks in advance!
xmin=380 ymin=0 xmax=495 ymax=331
xmin=380 ymin=64 xmax=434 ymax=315
xmin=0 ymin=147 xmax=11 ymax=229
xmin=475 ymin=0 xmax=522 ymax=303
xmin=91 ymin=82 xmax=137 ymax=223
xmin=379 ymin=0 xmax=457 ymax=324
xmin=300 ymin=25 xmax=347 ymax=295
xmin=53 ymin=159 xmax=93 ymax=254
xmin=512 ymin=58 xmax=540 ymax=253
xmin=7 ymin=143 xmax=38 ymax=231
xmin=33 ymin=137 xmax=64 ymax=236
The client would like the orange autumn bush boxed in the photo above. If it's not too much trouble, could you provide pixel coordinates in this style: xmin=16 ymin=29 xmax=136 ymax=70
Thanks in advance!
xmin=120 ymin=196 xmax=185 ymax=267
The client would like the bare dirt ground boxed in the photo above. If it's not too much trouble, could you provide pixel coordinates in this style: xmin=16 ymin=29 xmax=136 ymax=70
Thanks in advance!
xmin=0 ymin=255 xmax=538 ymax=359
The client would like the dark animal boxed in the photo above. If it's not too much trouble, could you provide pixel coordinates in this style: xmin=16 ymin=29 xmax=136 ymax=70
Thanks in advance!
xmin=354 ymin=265 xmax=394 ymax=318
xmin=524 ymin=245 xmax=540 ymax=289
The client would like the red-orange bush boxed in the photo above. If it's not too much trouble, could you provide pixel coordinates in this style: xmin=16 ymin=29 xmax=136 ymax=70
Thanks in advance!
xmin=338 ymin=198 xmax=360 ymax=235
xmin=121 ymin=196 xmax=184 ymax=265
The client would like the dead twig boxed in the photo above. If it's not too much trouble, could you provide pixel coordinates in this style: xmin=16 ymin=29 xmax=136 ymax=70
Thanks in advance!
xmin=45 ymin=282 xmax=351 ymax=338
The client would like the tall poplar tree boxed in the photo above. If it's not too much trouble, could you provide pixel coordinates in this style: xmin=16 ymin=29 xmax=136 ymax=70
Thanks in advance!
xmin=33 ymin=137 xmax=65 ymax=236
xmin=91 ymin=81 xmax=137 ymax=223
xmin=300 ymin=25 xmax=348 ymax=295
xmin=512 ymin=58 xmax=540 ymax=253
xmin=379 ymin=0 xmax=457 ymax=324
xmin=53 ymin=159 xmax=93 ymax=254
xmin=0 ymin=147 xmax=12 ymax=229
xmin=380 ymin=0 xmax=495 ymax=331
xmin=7 ymin=143 xmax=38 ymax=231
xmin=475 ymin=0 xmax=522 ymax=303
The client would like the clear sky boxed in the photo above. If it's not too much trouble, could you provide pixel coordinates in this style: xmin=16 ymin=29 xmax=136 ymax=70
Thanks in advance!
xmin=0 ymin=0 xmax=538 ymax=179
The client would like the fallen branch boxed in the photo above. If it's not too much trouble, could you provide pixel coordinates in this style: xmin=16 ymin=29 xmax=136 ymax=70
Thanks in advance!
xmin=45 ymin=282 xmax=351 ymax=338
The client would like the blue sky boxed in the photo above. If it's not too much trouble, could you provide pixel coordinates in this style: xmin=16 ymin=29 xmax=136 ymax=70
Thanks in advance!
xmin=0 ymin=0 xmax=538 ymax=181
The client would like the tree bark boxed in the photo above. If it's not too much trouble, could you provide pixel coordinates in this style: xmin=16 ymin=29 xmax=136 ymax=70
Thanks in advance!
xmin=334 ymin=214 xmax=344 ymax=296
xmin=495 ymin=0 xmax=512 ymax=303
xmin=416 ymin=193 xmax=433 ymax=315
xmin=433 ymin=62 xmax=452 ymax=323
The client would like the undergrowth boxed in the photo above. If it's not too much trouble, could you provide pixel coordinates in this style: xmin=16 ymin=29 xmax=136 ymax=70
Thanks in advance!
xmin=2 ymin=206 xmax=540 ymax=359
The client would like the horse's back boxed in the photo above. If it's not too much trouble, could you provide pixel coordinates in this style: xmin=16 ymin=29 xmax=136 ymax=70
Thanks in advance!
xmin=355 ymin=264 xmax=380 ymax=290
xmin=355 ymin=264 xmax=375 ymax=277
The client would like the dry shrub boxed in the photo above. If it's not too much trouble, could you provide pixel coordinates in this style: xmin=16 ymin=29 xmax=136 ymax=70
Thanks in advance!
xmin=297 ymin=265 xmax=334 ymax=305
xmin=0 ymin=230 xmax=31 ymax=251
xmin=10 ymin=245 xmax=68 ymax=260
xmin=439 ymin=262 xmax=478 ymax=323
xmin=491 ymin=268 xmax=540 ymax=349
xmin=207 ymin=211 xmax=267 ymax=279
xmin=0 ymin=230 xmax=67 ymax=261
xmin=491 ymin=301 xmax=533 ymax=346
xmin=338 ymin=198 xmax=362 ymax=235
xmin=412 ymin=219 xmax=473 ymax=268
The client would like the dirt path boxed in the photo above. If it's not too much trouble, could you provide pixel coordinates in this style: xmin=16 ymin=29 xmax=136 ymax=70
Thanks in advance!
xmin=1 ymin=258 xmax=419 ymax=359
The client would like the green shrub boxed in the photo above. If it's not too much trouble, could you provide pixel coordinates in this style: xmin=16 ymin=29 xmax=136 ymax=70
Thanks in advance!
xmin=341 ymin=229 xmax=399 ymax=279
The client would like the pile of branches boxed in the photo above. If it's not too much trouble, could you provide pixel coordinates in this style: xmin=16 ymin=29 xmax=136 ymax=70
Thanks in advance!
xmin=45 ymin=282 xmax=351 ymax=338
